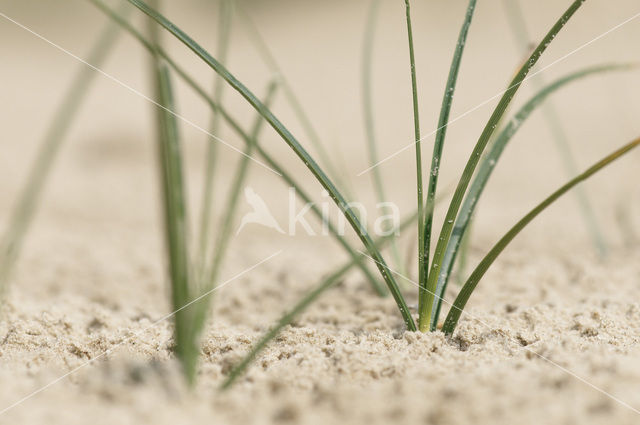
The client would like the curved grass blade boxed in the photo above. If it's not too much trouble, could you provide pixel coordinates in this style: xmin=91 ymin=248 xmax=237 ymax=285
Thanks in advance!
xmin=198 ymin=0 xmax=235 ymax=275
xmin=236 ymin=6 xmax=354 ymax=198
xmin=221 ymin=209 xmax=420 ymax=389
xmin=402 ymin=0 xmax=425 ymax=329
xmin=0 ymin=2 xmax=131 ymax=300
xmin=124 ymin=0 xmax=415 ymax=329
xmin=88 ymin=0 xmax=386 ymax=296
xmin=442 ymin=136 xmax=640 ymax=335
xmin=421 ymin=0 xmax=587 ymax=331
xmin=362 ymin=0 xmax=404 ymax=274
xmin=503 ymin=0 xmax=608 ymax=257
xmin=431 ymin=63 xmax=634 ymax=326
xmin=418 ymin=0 xmax=476 ymax=330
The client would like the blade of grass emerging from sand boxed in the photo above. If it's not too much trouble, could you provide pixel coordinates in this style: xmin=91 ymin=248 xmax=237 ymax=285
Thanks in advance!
xmin=88 ymin=0 xmax=386 ymax=297
xmin=237 ymin=6 xmax=354 ymax=198
xmin=419 ymin=0 xmax=587 ymax=332
xmin=189 ymin=80 xmax=279 ymax=342
xmin=442 ymin=136 xmax=640 ymax=335
xmin=402 ymin=0 xmax=425 ymax=326
xmin=431 ymin=63 xmax=634 ymax=327
xmin=0 ymin=1 xmax=130 ymax=300
xmin=503 ymin=0 xmax=608 ymax=257
xmin=418 ymin=0 xmax=476 ymax=329
xmin=147 ymin=0 xmax=197 ymax=382
xmin=221 ymin=209 xmax=420 ymax=389
xmin=362 ymin=0 xmax=404 ymax=275
xmin=198 ymin=0 xmax=234 ymax=272
xmin=125 ymin=0 xmax=415 ymax=329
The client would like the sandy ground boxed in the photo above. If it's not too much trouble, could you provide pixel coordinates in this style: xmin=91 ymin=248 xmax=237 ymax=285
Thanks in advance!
xmin=1 ymin=0 xmax=640 ymax=424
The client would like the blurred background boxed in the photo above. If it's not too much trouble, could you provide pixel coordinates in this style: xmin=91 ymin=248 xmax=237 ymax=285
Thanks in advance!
xmin=1 ymin=0 xmax=639 ymax=282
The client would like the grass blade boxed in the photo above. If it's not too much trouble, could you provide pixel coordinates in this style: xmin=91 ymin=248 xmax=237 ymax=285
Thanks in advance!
xmin=149 ymin=56 xmax=195 ymax=382
xmin=362 ymin=0 xmax=404 ymax=274
xmin=418 ymin=0 xmax=476 ymax=331
xmin=221 ymin=209 xmax=420 ymax=389
xmin=189 ymin=80 xmax=280 ymax=341
xmin=442 ymin=136 xmax=640 ymax=335
xmin=198 ymin=0 xmax=234 ymax=272
xmin=0 ymin=2 xmax=130 ymax=300
xmin=87 ymin=0 xmax=387 ymax=296
xmin=431 ymin=63 xmax=634 ymax=326
xmin=402 ymin=0 xmax=425 ymax=330
xmin=503 ymin=0 xmax=608 ymax=257
xmin=125 ymin=0 xmax=415 ymax=329
xmin=420 ymin=0 xmax=587 ymax=331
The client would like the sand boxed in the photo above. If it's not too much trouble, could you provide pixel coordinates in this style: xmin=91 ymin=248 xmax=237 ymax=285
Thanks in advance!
xmin=1 ymin=0 xmax=640 ymax=423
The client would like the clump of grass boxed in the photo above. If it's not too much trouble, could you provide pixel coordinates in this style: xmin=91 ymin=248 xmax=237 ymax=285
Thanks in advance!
xmin=83 ymin=0 xmax=637 ymax=386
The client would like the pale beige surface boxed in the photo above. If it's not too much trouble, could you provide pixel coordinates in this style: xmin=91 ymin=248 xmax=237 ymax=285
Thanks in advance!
xmin=1 ymin=0 xmax=640 ymax=424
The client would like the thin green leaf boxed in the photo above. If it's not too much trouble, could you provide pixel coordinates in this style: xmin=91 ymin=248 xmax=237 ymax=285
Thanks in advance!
xmin=88 ymin=0 xmax=386 ymax=296
xmin=148 ymin=38 xmax=194 ymax=383
xmin=402 ymin=0 xmax=424 ymax=332
xmin=418 ymin=0 xmax=476 ymax=331
xmin=442 ymin=136 xmax=640 ymax=335
xmin=198 ymin=0 xmax=235 ymax=273
xmin=190 ymin=80 xmax=280 ymax=342
xmin=431 ymin=63 xmax=634 ymax=327
xmin=362 ymin=0 xmax=404 ymax=274
xmin=0 ymin=1 xmax=130 ymax=299
xmin=422 ymin=0 xmax=587 ymax=331
xmin=125 ymin=0 xmax=415 ymax=329
xmin=503 ymin=0 xmax=608 ymax=257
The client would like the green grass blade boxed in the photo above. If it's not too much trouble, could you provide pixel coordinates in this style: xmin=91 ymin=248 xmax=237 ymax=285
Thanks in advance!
xmin=421 ymin=0 xmax=586 ymax=332
xmin=431 ymin=63 xmax=634 ymax=327
xmin=198 ymin=0 xmax=235 ymax=273
xmin=362 ymin=0 xmax=404 ymax=274
xmin=418 ymin=0 xmax=476 ymax=331
xmin=237 ymin=6 xmax=354 ymax=198
xmin=87 ymin=0 xmax=387 ymax=297
xmin=402 ymin=0 xmax=425 ymax=329
xmin=189 ymin=80 xmax=279 ymax=339
xmin=148 ymin=33 xmax=195 ymax=384
xmin=442 ymin=136 xmax=640 ymax=335
xmin=220 ymin=209 xmax=420 ymax=390
xmin=0 ymin=2 xmax=130 ymax=300
xmin=503 ymin=0 xmax=608 ymax=257
xmin=125 ymin=0 xmax=415 ymax=329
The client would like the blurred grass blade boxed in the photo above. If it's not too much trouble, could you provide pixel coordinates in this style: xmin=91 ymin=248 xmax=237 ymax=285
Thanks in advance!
xmin=442 ymin=136 xmax=640 ymax=335
xmin=190 ymin=80 xmax=280 ymax=340
xmin=362 ymin=0 xmax=404 ymax=274
xmin=198 ymin=0 xmax=234 ymax=272
xmin=421 ymin=0 xmax=586 ymax=332
xmin=431 ymin=63 xmax=634 ymax=326
xmin=237 ymin=6 xmax=354 ymax=198
xmin=503 ymin=0 xmax=608 ymax=257
xmin=418 ymin=0 xmax=476 ymax=330
xmin=221 ymin=209 xmax=420 ymax=389
xmin=0 ymin=1 xmax=130 ymax=299
xmin=88 ymin=0 xmax=386 ymax=297
xmin=147 ymin=3 xmax=196 ymax=383
xmin=402 ymin=0 xmax=425 ymax=328
xmin=125 ymin=0 xmax=415 ymax=329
